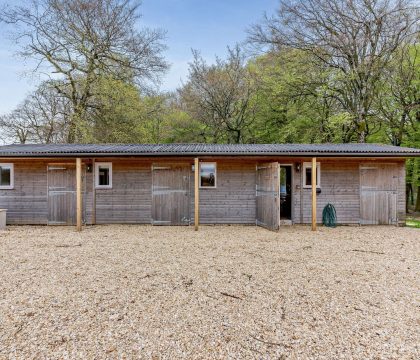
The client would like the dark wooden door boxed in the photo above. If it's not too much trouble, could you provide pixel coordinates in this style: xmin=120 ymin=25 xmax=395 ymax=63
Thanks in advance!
xmin=256 ymin=162 xmax=280 ymax=231
xmin=152 ymin=164 xmax=190 ymax=225
xmin=47 ymin=165 xmax=83 ymax=225
xmin=360 ymin=164 xmax=398 ymax=225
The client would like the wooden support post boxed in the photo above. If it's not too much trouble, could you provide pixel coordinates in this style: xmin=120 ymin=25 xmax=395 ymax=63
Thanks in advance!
xmin=76 ymin=158 xmax=82 ymax=231
xmin=92 ymin=158 xmax=96 ymax=225
xmin=311 ymin=157 xmax=317 ymax=231
xmin=194 ymin=157 xmax=199 ymax=231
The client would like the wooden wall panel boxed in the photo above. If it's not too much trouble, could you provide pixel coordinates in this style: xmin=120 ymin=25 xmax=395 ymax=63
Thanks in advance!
xmin=396 ymin=162 xmax=406 ymax=224
xmin=0 ymin=161 xmax=48 ymax=224
xmin=95 ymin=162 xmax=152 ymax=224
xmin=84 ymin=170 xmax=94 ymax=225
xmin=191 ymin=162 xmax=256 ymax=224
xmin=292 ymin=162 xmax=361 ymax=224
xmin=0 ymin=157 xmax=407 ymax=226
xmin=292 ymin=160 xmax=406 ymax=225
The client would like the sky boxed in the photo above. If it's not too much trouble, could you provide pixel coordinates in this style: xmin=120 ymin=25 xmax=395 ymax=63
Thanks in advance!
xmin=0 ymin=0 xmax=278 ymax=114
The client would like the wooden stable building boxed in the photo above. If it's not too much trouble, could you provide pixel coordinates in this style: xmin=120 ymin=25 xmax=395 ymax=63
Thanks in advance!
xmin=0 ymin=143 xmax=418 ymax=231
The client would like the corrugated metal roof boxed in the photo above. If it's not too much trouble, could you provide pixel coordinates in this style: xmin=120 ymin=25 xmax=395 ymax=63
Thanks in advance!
xmin=0 ymin=143 xmax=418 ymax=157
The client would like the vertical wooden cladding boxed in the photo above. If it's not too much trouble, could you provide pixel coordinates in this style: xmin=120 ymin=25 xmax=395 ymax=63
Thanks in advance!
xmin=360 ymin=163 xmax=404 ymax=225
xmin=293 ymin=161 xmax=361 ymax=224
xmin=95 ymin=161 xmax=151 ymax=224
xmin=47 ymin=164 xmax=78 ymax=225
xmin=194 ymin=158 xmax=199 ymax=230
xmin=311 ymin=157 xmax=317 ymax=231
xmin=0 ymin=160 xmax=49 ymax=224
xmin=152 ymin=163 xmax=190 ymax=225
xmin=256 ymin=162 xmax=280 ymax=230
xmin=0 ymin=157 xmax=407 ymax=227
xmin=76 ymin=158 xmax=82 ymax=230
xmin=191 ymin=162 xmax=257 ymax=224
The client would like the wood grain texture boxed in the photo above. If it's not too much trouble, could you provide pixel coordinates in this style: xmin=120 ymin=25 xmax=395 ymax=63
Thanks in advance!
xmin=76 ymin=158 xmax=82 ymax=231
xmin=91 ymin=159 xmax=96 ymax=225
xmin=311 ymin=157 xmax=317 ymax=231
xmin=95 ymin=161 xmax=152 ymax=224
xmin=293 ymin=161 xmax=361 ymax=224
xmin=194 ymin=158 xmax=199 ymax=230
xmin=0 ymin=157 xmax=407 ymax=226
xmin=256 ymin=162 xmax=280 ymax=231
xmin=360 ymin=163 xmax=404 ymax=225
xmin=152 ymin=163 xmax=190 ymax=225
xmin=47 ymin=164 xmax=77 ymax=225
xmin=0 ymin=161 xmax=49 ymax=224
xmin=190 ymin=162 xmax=257 ymax=224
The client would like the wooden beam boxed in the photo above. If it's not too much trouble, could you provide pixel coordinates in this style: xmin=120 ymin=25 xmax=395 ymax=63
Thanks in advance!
xmin=312 ymin=157 xmax=317 ymax=231
xmin=92 ymin=158 xmax=96 ymax=225
xmin=76 ymin=158 xmax=82 ymax=231
xmin=194 ymin=157 xmax=199 ymax=231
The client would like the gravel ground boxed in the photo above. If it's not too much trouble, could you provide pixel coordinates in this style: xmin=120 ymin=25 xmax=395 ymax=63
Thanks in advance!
xmin=0 ymin=225 xmax=418 ymax=359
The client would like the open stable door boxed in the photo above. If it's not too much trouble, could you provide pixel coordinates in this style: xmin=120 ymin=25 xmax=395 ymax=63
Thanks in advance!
xmin=256 ymin=162 xmax=280 ymax=231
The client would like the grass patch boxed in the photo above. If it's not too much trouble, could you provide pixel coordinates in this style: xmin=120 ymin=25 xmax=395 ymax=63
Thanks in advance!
xmin=406 ymin=219 xmax=420 ymax=228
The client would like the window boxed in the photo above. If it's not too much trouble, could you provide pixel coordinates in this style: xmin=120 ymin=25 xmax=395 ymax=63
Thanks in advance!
xmin=95 ymin=162 xmax=112 ymax=189
xmin=0 ymin=164 xmax=14 ymax=189
xmin=199 ymin=162 xmax=216 ymax=188
xmin=303 ymin=162 xmax=320 ymax=188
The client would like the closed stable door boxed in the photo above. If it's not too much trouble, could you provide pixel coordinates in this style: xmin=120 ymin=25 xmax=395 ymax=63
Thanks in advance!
xmin=47 ymin=165 xmax=83 ymax=225
xmin=256 ymin=162 xmax=280 ymax=231
xmin=152 ymin=164 xmax=190 ymax=225
xmin=360 ymin=164 xmax=398 ymax=225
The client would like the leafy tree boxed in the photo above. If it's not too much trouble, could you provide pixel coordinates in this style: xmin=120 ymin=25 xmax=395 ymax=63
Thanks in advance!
xmin=249 ymin=49 xmax=345 ymax=143
xmin=249 ymin=0 xmax=419 ymax=142
xmin=376 ymin=44 xmax=420 ymax=146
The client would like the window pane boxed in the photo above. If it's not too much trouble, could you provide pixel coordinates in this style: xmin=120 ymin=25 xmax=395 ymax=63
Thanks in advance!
xmin=305 ymin=167 xmax=312 ymax=186
xmin=200 ymin=163 xmax=216 ymax=187
xmin=305 ymin=166 xmax=319 ymax=186
xmin=0 ymin=167 xmax=11 ymax=186
xmin=98 ymin=166 xmax=109 ymax=186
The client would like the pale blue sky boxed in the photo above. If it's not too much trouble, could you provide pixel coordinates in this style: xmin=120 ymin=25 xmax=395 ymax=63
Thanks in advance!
xmin=0 ymin=0 xmax=278 ymax=114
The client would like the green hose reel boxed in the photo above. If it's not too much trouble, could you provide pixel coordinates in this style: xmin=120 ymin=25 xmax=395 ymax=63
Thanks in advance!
xmin=322 ymin=203 xmax=337 ymax=228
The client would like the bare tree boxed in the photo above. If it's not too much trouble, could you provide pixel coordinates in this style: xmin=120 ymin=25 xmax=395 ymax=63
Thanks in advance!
xmin=249 ymin=0 xmax=419 ymax=142
xmin=180 ymin=46 xmax=259 ymax=144
xmin=0 ymin=83 xmax=71 ymax=144
xmin=1 ymin=0 xmax=168 ymax=142
xmin=0 ymin=114 xmax=32 ymax=144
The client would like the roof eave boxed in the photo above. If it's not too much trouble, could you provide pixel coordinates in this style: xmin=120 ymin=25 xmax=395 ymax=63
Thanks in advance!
xmin=0 ymin=152 xmax=418 ymax=158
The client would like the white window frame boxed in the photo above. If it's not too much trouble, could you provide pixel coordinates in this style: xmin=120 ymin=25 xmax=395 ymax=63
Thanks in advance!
xmin=199 ymin=162 xmax=217 ymax=189
xmin=0 ymin=163 xmax=14 ymax=190
xmin=302 ymin=162 xmax=321 ymax=189
xmin=95 ymin=162 xmax=112 ymax=189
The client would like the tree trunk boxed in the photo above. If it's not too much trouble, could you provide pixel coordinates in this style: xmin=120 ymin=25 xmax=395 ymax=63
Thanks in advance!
xmin=67 ymin=121 xmax=77 ymax=144
xmin=415 ymin=186 xmax=420 ymax=212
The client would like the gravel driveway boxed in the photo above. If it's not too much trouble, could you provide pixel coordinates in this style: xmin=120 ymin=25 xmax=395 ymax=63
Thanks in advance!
xmin=0 ymin=225 xmax=418 ymax=359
